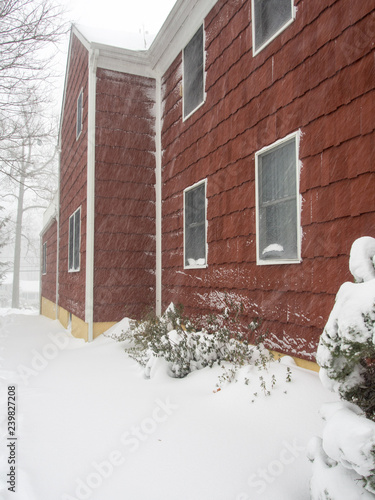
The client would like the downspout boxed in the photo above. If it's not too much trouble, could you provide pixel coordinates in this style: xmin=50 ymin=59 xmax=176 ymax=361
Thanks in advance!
xmin=155 ymin=75 xmax=162 ymax=316
xmin=86 ymin=48 xmax=99 ymax=341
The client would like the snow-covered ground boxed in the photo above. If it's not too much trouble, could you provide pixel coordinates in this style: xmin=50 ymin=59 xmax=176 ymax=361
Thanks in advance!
xmin=0 ymin=309 xmax=338 ymax=500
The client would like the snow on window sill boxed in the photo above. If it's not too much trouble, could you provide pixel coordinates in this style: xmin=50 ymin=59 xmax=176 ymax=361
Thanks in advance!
xmin=184 ymin=258 xmax=207 ymax=270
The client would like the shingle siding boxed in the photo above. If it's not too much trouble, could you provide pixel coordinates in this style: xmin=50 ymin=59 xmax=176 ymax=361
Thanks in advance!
xmin=160 ymin=0 xmax=375 ymax=360
xmin=94 ymin=69 xmax=156 ymax=321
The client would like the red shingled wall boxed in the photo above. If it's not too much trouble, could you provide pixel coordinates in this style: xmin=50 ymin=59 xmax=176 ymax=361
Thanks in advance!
xmin=58 ymin=34 xmax=88 ymax=321
xmin=161 ymin=0 xmax=375 ymax=360
xmin=94 ymin=69 xmax=156 ymax=321
xmin=41 ymin=219 xmax=57 ymax=304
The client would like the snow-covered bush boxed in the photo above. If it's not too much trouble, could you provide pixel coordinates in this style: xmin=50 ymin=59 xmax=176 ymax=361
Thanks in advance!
xmin=309 ymin=236 xmax=375 ymax=499
xmin=317 ymin=237 xmax=375 ymax=420
xmin=308 ymin=402 xmax=375 ymax=499
xmin=110 ymin=302 xmax=273 ymax=383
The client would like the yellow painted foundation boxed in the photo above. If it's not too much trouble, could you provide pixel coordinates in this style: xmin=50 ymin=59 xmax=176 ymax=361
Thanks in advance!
xmin=58 ymin=306 xmax=70 ymax=330
xmin=41 ymin=297 xmax=57 ymax=321
xmin=71 ymin=313 xmax=89 ymax=341
xmin=93 ymin=322 xmax=117 ymax=339
xmin=41 ymin=298 xmax=117 ymax=342
xmin=40 ymin=298 xmax=320 ymax=372
xmin=272 ymin=351 xmax=319 ymax=372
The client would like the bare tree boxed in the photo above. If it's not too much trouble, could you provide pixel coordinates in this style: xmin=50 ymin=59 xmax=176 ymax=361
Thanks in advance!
xmin=0 ymin=0 xmax=66 ymax=306
xmin=0 ymin=206 xmax=9 ymax=284
xmin=0 ymin=0 xmax=67 ymax=176
xmin=1 ymin=100 xmax=58 ymax=307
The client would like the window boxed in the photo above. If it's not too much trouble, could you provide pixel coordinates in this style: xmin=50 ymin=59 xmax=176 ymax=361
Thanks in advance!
xmin=76 ymin=89 xmax=83 ymax=138
xmin=183 ymin=25 xmax=204 ymax=119
xmin=184 ymin=180 xmax=207 ymax=268
xmin=68 ymin=207 xmax=81 ymax=271
xmin=42 ymin=242 xmax=47 ymax=275
xmin=255 ymin=132 xmax=300 ymax=264
xmin=252 ymin=0 xmax=295 ymax=55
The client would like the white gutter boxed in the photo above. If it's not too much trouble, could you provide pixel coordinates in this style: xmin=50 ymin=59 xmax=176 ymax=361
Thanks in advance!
xmin=155 ymin=76 xmax=162 ymax=316
xmin=85 ymin=47 xmax=99 ymax=342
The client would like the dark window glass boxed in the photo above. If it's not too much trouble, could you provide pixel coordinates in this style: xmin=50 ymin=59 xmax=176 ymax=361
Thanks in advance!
xmin=68 ymin=208 xmax=80 ymax=271
xmin=184 ymin=182 xmax=206 ymax=267
xmin=183 ymin=25 xmax=204 ymax=118
xmin=76 ymin=90 xmax=83 ymax=138
xmin=42 ymin=242 xmax=47 ymax=274
xmin=257 ymin=137 xmax=298 ymax=261
xmin=253 ymin=0 xmax=293 ymax=52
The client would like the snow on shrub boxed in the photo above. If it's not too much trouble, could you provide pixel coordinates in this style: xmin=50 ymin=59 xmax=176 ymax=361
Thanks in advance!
xmin=309 ymin=236 xmax=375 ymax=499
xmin=308 ymin=402 xmax=375 ymax=498
xmin=317 ymin=238 xmax=375 ymax=419
xmin=349 ymin=236 xmax=375 ymax=283
xmin=107 ymin=301 xmax=276 ymax=387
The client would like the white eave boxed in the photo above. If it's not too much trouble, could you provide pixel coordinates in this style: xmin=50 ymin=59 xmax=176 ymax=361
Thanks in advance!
xmin=41 ymin=193 xmax=58 ymax=234
xmin=73 ymin=24 xmax=153 ymax=77
xmin=148 ymin=0 xmax=218 ymax=76
xmin=58 ymin=0 xmax=219 ymax=144
xmin=68 ymin=0 xmax=219 ymax=79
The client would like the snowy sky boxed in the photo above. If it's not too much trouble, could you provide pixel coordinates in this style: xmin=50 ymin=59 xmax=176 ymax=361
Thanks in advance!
xmin=52 ymin=0 xmax=177 ymax=111
xmin=60 ymin=0 xmax=177 ymax=38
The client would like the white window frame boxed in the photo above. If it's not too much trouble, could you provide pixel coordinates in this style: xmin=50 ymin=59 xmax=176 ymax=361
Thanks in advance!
xmin=68 ymin=207 xmax=81 ymax=272
xmin=255 ymin=131 xmax=301 ymax=265
xmin=251 ymin=0 xmax=296 ymax=56
xmin=183 ymin=179 xmax=208 ymax=269
xmin=76 ymin=88 xmax=83 ymax=139
xmin=42 ymin=241 xmax=47 ymax=275
xmin=183 ymin=24 xmax=206 ymax=121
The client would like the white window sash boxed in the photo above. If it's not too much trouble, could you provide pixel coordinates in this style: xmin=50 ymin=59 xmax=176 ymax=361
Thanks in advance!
xmin=255 ymin=131 xmax=301 ymax=265
xmin=251 ymin=0 xmax=296 ymax=56
xmin=68 ymin=207 xmax=81 ymax=272
xmin=183 ymin=24 xmax=206 ymax=120
xmin=183 ymin=179 xmax=208 ymax=269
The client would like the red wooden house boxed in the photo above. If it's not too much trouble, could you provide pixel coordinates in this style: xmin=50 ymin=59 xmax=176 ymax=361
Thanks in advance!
xmin=41 ymin=0 xmax=375 ymax=369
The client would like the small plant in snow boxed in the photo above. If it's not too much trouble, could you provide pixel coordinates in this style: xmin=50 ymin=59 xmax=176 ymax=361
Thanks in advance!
xmin=117 ymin=299 xmax=279 ymax=391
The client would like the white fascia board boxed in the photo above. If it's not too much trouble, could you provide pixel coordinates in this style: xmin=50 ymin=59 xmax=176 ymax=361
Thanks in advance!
xmin=71 ymin=24 xmax=92 ymax=50
xmin=96 ymin=45 xmax=154 ymax=78
xmin=68 ymin=0 xmax=220 ymax=80
xmin=58 ymin=25 xmax=93 ymax=148
xmin=58 ymin=29 xmax=75 ymax=148
xmin=149 ymin=0 xmax=218 ymax=77
xmin=72 ymin=25 xmax=153 ymax=78
xmin=41 ymin=193 xmax=58 ymax=234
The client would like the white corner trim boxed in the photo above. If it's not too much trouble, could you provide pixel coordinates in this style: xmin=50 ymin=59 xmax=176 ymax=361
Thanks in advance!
xmin=155 ymin=77 xmax=162 ymax=317
xmin=85 ymin=48 xmax=99 ymax=341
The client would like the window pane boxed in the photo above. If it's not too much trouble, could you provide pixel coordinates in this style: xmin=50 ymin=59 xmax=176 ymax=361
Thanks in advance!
xmin=77 ymin=91 xmax=83 ymax=137
xmin=259 ymin=199 xmax=297 ymax=260
xmin=184 ymin=25 xmax=204 ymax=118
xmin=260 ymin=139 xmax=296 ymax=203
xmin=42 ymin=242 xmax=47 ymax=274
xmin=185 ymin=183 xmax=206 ymax=267
xmin=257 ymin=136 xmax=298 ymax=262
xmin=254 ymin=0 xmax=293 ymax=51
xmin=185 ymin=224 xmax=206 ymax=265
xmin=74 ymin=209 xmax=80 ymax=270
xmin=68 ymin=215 xmax=74 ymax=270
